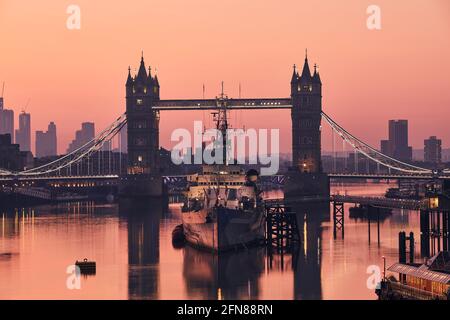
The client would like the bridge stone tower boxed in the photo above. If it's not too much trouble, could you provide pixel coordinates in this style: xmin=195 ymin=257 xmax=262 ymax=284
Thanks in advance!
xmin=119 ymin=55 xmax=163 ymax=197
xmin=285 ymin=53 xmax=329 ymax=201
xmin=291 ymin=54 xmax=322 ymax=173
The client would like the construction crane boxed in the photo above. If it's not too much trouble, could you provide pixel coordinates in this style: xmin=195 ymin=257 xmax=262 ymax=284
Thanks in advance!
xmin=22 ymin=98 xmax=30 ymax=113
xmin=0 ymin=82 xmax=4 ymax=110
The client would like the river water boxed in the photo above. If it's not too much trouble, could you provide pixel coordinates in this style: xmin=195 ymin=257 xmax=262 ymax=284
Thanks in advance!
xmin=0 ymin=181 xmax=423 ymax=300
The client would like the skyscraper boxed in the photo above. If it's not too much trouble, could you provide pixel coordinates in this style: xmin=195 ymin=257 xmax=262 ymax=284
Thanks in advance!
xmin=67 ymin=122 xmax=95 ymax=153
xmin=15 ymin=111 xmax=31 ymax=152
xmin=380 ymin=120 xmax=412 ymax=162
xmin=424 ymin=136 xmax=442 ymax=164
xmin=36 ymin=122 xmax=57 ymax=158
xmin=0 ymin=134 xmax=22 ymax=171
xmin=0 ymin=108 xmax=14 ymax=142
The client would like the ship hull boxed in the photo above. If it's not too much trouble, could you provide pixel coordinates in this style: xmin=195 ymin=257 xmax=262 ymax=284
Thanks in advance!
xmin=182 ymin=207 xmax=265 ymax=252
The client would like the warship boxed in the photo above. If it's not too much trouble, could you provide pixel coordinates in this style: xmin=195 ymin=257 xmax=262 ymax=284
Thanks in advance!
xmin=181 ymin=86 xmax=265 ymax=251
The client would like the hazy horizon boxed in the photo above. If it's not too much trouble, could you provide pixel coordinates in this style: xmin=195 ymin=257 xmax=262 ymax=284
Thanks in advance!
xmin=1 ymin=0 xmax=449 ymax=154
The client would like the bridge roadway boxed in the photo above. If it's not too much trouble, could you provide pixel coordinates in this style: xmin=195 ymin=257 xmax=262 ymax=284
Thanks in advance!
xmin=327 ymin=173 xmax=449 ymax=180
xmin=1 ymin=173 xmax=449 ymax=184
xmin=0 ymin=173 xmax=433 ymax=210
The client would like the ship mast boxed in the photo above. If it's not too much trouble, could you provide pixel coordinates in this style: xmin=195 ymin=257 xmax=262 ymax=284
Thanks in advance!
xmin=214 ymin=81 xmax=229 ymax=165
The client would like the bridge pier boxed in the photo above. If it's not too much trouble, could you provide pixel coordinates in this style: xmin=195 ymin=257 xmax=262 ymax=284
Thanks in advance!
xmin=284 ymin=171 xmax=330 ymax=203
xmin=119 ymin=174 xmax=165 ymax=198
xmin=332 ymin=201 xmax=344 ymax=239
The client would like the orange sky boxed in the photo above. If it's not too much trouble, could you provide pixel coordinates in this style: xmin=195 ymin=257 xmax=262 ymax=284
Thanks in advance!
xmin=0 ymin=0 xmax=449 ymax=154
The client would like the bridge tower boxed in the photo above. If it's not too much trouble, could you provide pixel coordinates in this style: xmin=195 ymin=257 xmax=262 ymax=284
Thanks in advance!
xmin=285 ymin=52 xmax=329 ymax=201
xmin=119 ymin=55 xmax=163 ymax=197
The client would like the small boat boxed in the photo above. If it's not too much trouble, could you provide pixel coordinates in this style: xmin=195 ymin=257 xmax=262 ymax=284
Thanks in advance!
xmin=172 ymin=224 xmax=186 ymax=248
xmin=349 ymin=204 xmax=392 ymax=221
xmin=75 ymin=258 xmax=96 ymax=275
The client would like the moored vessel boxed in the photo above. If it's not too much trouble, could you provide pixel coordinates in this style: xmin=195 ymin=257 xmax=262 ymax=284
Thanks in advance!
xmin=181 ymin=85 xmax=265 ymax=252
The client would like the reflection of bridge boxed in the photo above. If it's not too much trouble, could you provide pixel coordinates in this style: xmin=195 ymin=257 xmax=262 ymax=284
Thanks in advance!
xmin=330 ymin=194 xmax=423 ymax=210
xmin=1 ymin=54 xmax=449 ymax=197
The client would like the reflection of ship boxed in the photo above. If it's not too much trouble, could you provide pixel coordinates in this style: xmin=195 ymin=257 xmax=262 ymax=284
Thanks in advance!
xmin=182 ymin=245 xmax=264 ymax=299
xmin=181 ymin=85 xmax=265 ymax=252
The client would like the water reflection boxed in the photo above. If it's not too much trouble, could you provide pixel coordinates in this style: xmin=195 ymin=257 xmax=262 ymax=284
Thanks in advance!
xmin=0 ymin=182 xmax=426 ymax=300
xmin=183 ymin=246 xmax=264 ymax=299
xmin=119 ymin=199 xmax=164 ymax=300
xmin=291 ymin=203 xmax=328 ymax=300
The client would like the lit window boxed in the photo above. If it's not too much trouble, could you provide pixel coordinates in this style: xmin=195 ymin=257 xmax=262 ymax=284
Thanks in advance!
xmin=138 ymin=156 xmax=143 ymax=162
xmin=137 ymin=99 xmax=143 ymax=105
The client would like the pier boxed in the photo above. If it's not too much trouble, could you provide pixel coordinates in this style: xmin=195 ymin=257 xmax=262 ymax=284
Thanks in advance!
xmin=331 ymin=194 xmax=423 ymax=210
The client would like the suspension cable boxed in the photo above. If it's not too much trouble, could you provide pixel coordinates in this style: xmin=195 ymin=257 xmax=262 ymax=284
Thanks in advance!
xmin=321 ymin=111 xmax=431 ymax=174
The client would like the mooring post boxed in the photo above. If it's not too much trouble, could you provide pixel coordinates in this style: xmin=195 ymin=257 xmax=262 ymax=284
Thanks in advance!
xmin=398 ymin=231 xmax=406 ymax=264
xmin=409 ymin=232 xmax=415 ymax=264
xmin=368 ymin=206 xmax=371 ymax=244
xmin=420 ymin=209 xmax=430 ymax=258
xmin=333 ymin=201 xmax=337 ymax=239
xmin=377 ymin=207 xmax=381 ymax=247
xmin=444 ymin=211 xmax=449 ymax=252
xmin=437 ymin=211 xmax=441 ymax=253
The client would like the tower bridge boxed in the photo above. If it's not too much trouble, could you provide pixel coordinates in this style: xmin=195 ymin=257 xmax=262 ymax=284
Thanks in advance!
xmin=1 ymin=53 xmax=449 ymax=201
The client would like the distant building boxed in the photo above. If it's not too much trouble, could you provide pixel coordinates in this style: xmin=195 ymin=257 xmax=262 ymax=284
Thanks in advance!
xmin=67 ymin=122 xmax=95 ymax=154
xmin=119 ymin=123 xmax=128 ymax=153
xmin=0 ymin=108 xmax=14 ymax=142
xmin=36 ymin=122 xmax=57 ymax=158
xmin=380 ymin=140 xmax=390 ymax=156
xmin=20 ymin=151 xmax=34 ymax=170
xmin=0 ymin=134 xmax=22 ymax=171
xmin=380 ymin=120 xmax=412 ymax=162
xmin=424 ymin=136 xmax=442 ymax=164
xmin=15 ymin=111 xmax=31 ymax=152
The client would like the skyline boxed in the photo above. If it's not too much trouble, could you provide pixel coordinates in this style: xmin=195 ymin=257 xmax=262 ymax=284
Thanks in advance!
xmin=1 ymin=0 xmax=450 ymax=154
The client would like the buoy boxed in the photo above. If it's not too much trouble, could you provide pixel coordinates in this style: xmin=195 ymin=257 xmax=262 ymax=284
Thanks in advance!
xmin=106 ymin=194 xmax=114 ymax=202
xmin=172 ymin=224 xmax=185 ymax=249
xmin=75 ymin=258 xmax=96 ymax=275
